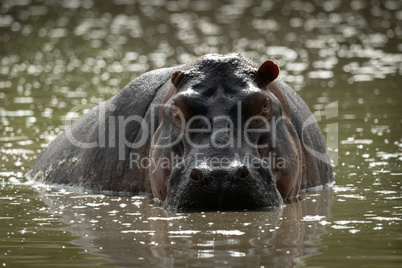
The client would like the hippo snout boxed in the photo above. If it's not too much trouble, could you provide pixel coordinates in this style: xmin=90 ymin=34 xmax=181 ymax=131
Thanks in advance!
xmin=189 ymin=165 xmax=250 ymax=187
xmin=164 ymin=159 xmax=284 ymax=212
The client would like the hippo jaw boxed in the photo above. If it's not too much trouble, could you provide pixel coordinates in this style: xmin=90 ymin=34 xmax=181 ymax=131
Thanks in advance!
xmin=163 ymin=157 xmax=284 ymax=212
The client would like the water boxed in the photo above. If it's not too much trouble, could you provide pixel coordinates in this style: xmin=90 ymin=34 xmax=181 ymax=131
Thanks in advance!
xmin=0 ymin=0 xmax=401 ymax=267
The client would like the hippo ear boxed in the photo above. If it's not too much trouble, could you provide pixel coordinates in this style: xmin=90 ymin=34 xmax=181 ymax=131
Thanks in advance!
xmin=257 ymin=60 xmax=280 ymax=86
xmin=260 ymin=61 xmax=291 ymax=117
xmin=171 ymin=70 xmax=185 ymax=88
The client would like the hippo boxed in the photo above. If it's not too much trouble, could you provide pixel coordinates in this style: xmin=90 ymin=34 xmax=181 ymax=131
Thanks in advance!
xmin=27 ymin=53 xmax=333 ymax=212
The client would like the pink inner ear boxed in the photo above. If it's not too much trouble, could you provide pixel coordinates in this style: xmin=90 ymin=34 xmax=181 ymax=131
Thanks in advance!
xmin=258 ymin=60 xmax=280 ymax=85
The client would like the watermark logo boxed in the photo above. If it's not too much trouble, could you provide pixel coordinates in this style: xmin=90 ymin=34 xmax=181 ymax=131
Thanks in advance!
xmin=129 ymin=152 xmax=285 ymax=172
xmin=63 ymin=100 xmax=338 ymax=166
xmin=302 ymin=101 xmax=338 ymax=166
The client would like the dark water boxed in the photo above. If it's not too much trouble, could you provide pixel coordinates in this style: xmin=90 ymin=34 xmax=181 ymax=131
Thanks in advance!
xmin=1 ymin=0 xmax=401 ymax=267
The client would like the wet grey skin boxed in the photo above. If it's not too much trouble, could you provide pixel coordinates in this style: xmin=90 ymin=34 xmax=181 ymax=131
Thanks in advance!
xmin=27 ymin=53 xmax=333 ymax=212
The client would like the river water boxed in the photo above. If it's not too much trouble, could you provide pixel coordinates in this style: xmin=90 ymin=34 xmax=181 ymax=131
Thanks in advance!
xmin=0 ymin=0 xmax=401 ymax=267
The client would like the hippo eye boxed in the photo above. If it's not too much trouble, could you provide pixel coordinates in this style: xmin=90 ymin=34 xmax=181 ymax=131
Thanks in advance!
xmin=170 ymin=104 xmax=186 ymax=130
xmin=262 ymin=99 xmax=271 ymax=113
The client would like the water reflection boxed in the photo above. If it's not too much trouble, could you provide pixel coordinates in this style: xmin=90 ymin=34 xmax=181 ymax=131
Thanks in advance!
xmin=1 ymin=0 xmax=401 ymax=266
xmin=36 ymin=186 xmax=333 ymax=267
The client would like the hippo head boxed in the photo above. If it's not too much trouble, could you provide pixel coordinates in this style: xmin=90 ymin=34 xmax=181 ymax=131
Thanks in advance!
xmin=150 ymin=54 xmax=302 ymax=212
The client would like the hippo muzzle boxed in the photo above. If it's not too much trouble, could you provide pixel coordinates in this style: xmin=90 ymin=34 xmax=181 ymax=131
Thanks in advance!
xmin=164 ymin=155 xmax=283 ymax=212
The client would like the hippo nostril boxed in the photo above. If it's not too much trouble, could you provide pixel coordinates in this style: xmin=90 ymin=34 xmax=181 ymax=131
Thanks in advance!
xmin=190 ymin=168 xmax=208 ymax=186
xmin=190 ymin=169 xmax=199 ymax=181
xmin=239 ymin=166 xmax=249 ymax=179
xmin=232 ymin=166 xmax=250 ymax=184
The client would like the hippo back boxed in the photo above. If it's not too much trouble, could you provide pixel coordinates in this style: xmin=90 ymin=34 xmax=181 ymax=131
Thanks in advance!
xmin=27 ymin=65 xmax=183 ymax=194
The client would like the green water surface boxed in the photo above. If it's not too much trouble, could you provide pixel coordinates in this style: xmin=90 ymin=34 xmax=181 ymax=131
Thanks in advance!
xmin=0 ymin=0 xmax=401 ymax=267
